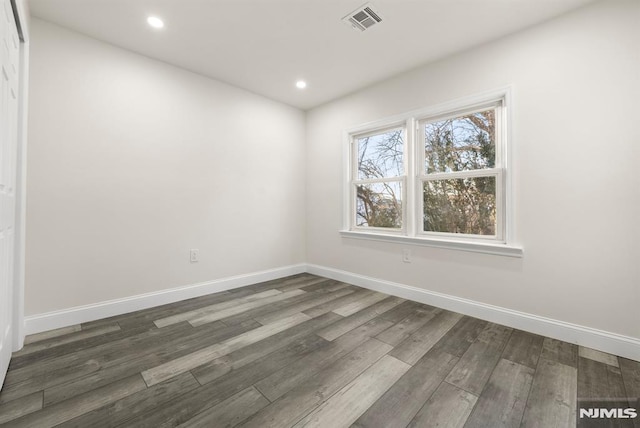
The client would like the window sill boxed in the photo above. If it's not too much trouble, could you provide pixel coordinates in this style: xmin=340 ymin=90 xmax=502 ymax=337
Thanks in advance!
xmin=339 ymin=230 xmax=523 ymax=258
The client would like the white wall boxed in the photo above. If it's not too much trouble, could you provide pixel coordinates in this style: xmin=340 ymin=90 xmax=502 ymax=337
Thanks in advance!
xmin=26 ymin=19 xmax=306 ymax=316
xmin=306 ymin=0 xmax=640 ymax=340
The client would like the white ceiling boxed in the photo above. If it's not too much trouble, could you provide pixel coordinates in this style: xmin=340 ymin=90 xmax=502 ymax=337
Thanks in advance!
xmin=29 ymin=0 xmax=597 ymax=110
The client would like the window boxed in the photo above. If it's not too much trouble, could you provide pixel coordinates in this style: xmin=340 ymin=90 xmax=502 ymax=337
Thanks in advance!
xmin=353 ymin=127 xmax=405 ymax=230
xmin=343 ymin=88 xmax=521 ymax=256
xmin=419 ymin=104 xmax=502 ymax=240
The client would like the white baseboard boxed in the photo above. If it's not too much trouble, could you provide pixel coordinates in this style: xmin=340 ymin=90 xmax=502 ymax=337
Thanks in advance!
xmin=22 ymin=262 xmax=640 ymax=362
xmin=306 ymin=264 xmax=640 ymax=362
xmin=23 ymin=264 xmax=306 ymax=336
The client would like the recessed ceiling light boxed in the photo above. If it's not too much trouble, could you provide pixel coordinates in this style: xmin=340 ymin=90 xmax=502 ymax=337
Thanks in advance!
xmin=296 ymin=80 xmax=307 ymax=89
xmin=147 ymin=16 xmax=164 ymax=29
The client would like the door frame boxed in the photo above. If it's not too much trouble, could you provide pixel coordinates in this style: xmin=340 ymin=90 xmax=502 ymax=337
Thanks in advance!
xmin=10 ymin=0 xmax=29 ymax=351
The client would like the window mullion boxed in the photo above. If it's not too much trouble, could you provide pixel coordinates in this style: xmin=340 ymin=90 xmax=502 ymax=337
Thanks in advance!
xmin=415 ymin=119 xmax=425 ymax=236
xmin=495 ymin=169 xmax=505 ymax=242
xmin=405 ymin=118 xmax=415 ymax=237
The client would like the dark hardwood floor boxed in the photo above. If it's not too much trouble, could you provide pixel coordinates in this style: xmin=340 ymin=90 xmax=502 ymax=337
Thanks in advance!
xmin=0 ymin=274 xmax=638 ymax=427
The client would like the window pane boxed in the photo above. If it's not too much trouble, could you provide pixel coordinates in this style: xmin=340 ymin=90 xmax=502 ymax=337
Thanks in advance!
xmin=356 ymin=181 xmax=402 ymax=228
xmin=423 ymin=177 xmax=496 ymax=235
xmin=424 ymin=109 xmax=495 ymax=174
xmin=357 ymin=129 xmax=404 ymax=180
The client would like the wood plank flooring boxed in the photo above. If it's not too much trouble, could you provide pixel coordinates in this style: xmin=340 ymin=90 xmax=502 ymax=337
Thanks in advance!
xmin=0 ymin=273 xmax=638 ymax=427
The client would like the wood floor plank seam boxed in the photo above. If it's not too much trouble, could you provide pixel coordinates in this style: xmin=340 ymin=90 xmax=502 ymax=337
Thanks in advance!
xmin=254 ymin=385 xmax=272 ymax=404
xmin=13 ymin=324 xmax=123 ymax=358
xmin=374 ymin=306 xmax=437 ymax=348
xmin=521 ymin=356 xmax=578 ymax=428
xmin=254 ymin=288 xmax=355 ymax=326
xmin=276 ymin=277 xmax=330 ymax=292
xmin=142 ymin=313 xmax=312 ymax=387
xmin=407 ymin=380 xmax=479 ymax=428
xmin=441 ymin=379 xmax=479 ymax=398
xmin=389 ymin=310 xmax=464 ymax=366
xmin=6 ymin=320 xmax=196 ymax=386
xmin=189 ymin=313 xmax=341 ymax=386
xmin=153 ymin=289 xmax=284 ymax=328
xmin=463 ymin=358 xmax=534 ymax=428
xmin=331 ymin=292 xmax=390 ymax=317
xmin=452 ymin=342 xmax=502 ymax=402
xmin=252 ymin=319 xmax=396 ymax=403
xmin=239 ymin=338 xmax=393 ymax=428
xmin=316 ymin=296 xmax=405 ymax=342
xmin=302 ymin=289 xmax=375 ymax=318
xmin=579 ymin=346 xmax=621 ymax=368
xmin=9 ymin=324 xmax=158 ymax=373
xmin=500 ymin=330 xmax=544 ymax=370
xmin=0 ymin=391 xmax=43 ymax=425
xmin=5 ymin=320 xmax=254 ymax=407
xmin=619 ymin=358 xmax=640 ymax=409
xmin=444 ymin=323 xmax=513 ymax=396
xmin=114 ymin=333 xmax=333 ymax=427
xmin=107 ymin=288 xmax=263 ymax=331
xmin=23 ymin=325 xmax=82 ymax=346
xmin=174 ymin=386 xmax=270 ymax=428
xmin=352 ymin=348 xmax=460 ymax=428
xmin=188 ymin=290 xmax=307 ymax=327
xmin=217 ymin=290 xmax=339 ymax=327
xmin=517 ymin=355 xmax=541 ymax=428
xmin=58 ymin=372 xmax=202 ymax=428
xmin=4 ymin=374 xmax=148 ymax=427
xmin=291 ymin=354 xmax=411 ymax=428
xmin=520 ymin=353 xmax=546 ymax=428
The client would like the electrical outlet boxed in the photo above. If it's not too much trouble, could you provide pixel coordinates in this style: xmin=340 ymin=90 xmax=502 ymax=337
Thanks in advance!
xmin=402 ymin=249 xmax=411 ymax=263
xmin=190 ymin=249 xmax=199 ymax=263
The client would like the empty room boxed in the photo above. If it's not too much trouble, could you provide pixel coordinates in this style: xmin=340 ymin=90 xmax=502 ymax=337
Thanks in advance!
xmin=0 ymin=0 xmax=638 ymax=427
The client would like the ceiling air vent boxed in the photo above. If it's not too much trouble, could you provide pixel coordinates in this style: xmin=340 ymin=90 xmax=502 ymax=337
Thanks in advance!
xmin=342 ymin=3 xmax=382 ymax=32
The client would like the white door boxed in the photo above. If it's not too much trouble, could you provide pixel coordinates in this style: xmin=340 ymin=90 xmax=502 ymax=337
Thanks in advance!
xmin=0 ymin=0 xmax=19 ymax=388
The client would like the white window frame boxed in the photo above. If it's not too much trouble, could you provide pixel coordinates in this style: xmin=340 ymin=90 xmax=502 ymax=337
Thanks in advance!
xmin=350 ymin=124 xmax=407 ymax=235
xmin=417 ymin=101 xmax=505 ymax=242
xmin=341 ymin=87 xmax=523 ymax=257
